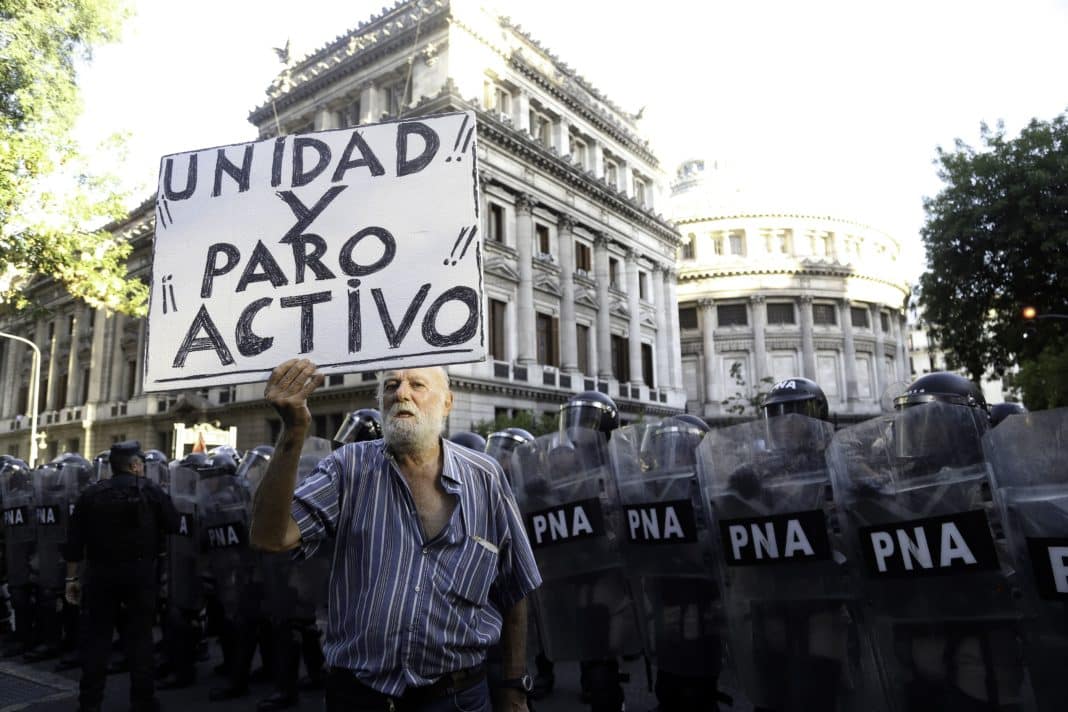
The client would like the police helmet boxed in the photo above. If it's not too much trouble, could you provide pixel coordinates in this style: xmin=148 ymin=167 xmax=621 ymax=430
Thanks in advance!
xmin=761 ymin=377 xmax=829 ymax=421
xmin=486 ymin=428 xmax=536 ymax=467
xmin=333 ymin=408 xmax=383 ymax=448
xmin=237 ymin=445 xmax=274 ymax=491
xmin=208 ymin=445 xmax=243 ymax=467
xmin=449 ymin=431 xmax=487 ymax=451
xmin=647 ymin=415 xmax=710 ymax=471
xmin=990 ymin=402 xmax=1028 ymax=427
xmin=196 ymin=452 xmax=238 ymax=478
xmin=144 ymin=449 xmax=168 ymax=464
xmin=893 ymin=371 xmax=986 ymax=412
xmin=560 ymin=391 xmax=619 ymax=438
xmin=179 ymin=451 xmax=211 ymax=470
xmin=92 ymin=450 xmax=111 ymax=480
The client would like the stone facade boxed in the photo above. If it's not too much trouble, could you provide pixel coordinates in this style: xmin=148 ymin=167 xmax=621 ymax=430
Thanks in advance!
xmin=671 ymin=160 xmax=912 ymax=423
xmin=0 ymin=0 xmax=684 ymax=463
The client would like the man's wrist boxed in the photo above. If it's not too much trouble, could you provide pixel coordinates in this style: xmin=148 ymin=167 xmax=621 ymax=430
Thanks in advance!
xmin=495 ymin=673 xmax=533 ymax=694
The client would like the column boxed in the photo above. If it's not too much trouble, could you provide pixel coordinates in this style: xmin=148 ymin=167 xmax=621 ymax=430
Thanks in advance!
xmin=871 ymin=303 xmax=885 ymax=398
xmin=554 ymin=116 xmax=570 ymax=158
xmin=750 ymin=295 xmax=767 ymax=384
xmin=621 ymin=161 xmax=633 ymax=197
xmin=45 ymin=318 xmax=60 ymax=411
xmin=591 ymin=140 xmax=604 ymax=178
xmin=665 ymin=270 xmax=683 ymax=389
xmin=65 ymin=307 xmax=83 ymax=407
xmin=86 ymin=308 xmax=107 ymax=404
xmin=839 ymin=299 xmax=859 ymax=406
xmin=557 ymin=215 xmax=578 ymax=373
xmin=625 ymin=250 xmax=643 ymax=386
xmin=652 ymin=265 xmax=670 ymax=390
xmin=897 ymin=313 xmax=911 ymax=382
xmin=593 ymin=234 xmax=613 ymax=380
xmin=799 ymin=296 xmax=816 ymax=381
xmin=358 ymin=84 xmax=378 ymax=123
xmin=313 ymin=105 xmax=340 ymax=131
xmin=1 ymin=338 xmax=22 ymax=416
xmin=108 ymin=313 xmax=127 ymax=401
xmin=133 ymin=318 xmax=147 ymax=396
xmin=515 ymin=91 xmax=530 ymax=133
xmin=515 ymin=194 xmax=536 ymax=365
xmin=700 ymin=299 xmax=717 ymax=405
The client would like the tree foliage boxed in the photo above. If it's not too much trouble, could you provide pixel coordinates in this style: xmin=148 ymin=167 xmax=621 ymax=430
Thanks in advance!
xmin=919 ymin=112 xmax=1068 ymax=394
xmin=1011 ymin=335 xmax=1068 ymax=411
xmin=0 ymin=0 xmax=146 ymax=314
xmin=471 ymin=409 xmax=559 ymax=439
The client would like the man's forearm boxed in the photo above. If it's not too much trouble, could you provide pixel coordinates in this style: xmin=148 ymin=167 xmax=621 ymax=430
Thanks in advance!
xmin=499 ymin=597 xmax=529 ymax=678
xmin=250 ymin=423 xmax=308 ymax=551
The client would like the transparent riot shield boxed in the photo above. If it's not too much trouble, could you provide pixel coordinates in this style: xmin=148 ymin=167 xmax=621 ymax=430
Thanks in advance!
xmin=1 ymin=460 xmax=35 ymax=587
xmin=197 ymin=472 xmax=254 ymax=618
xmin=827 ymin=401 xmax=1030 ymax=712
xmin=611 ymin=421 xmax=725 ymax=681
xmin=700 ymin=414 xmax=880 ymax=712
xmin=511 ymin=427 xmax=642 ymax=661
xmin=33 ymin=463 xmax=72 ymax=590
xmin=985 ymin=407 xmax=1068 ymax=712
xmin=168 ymin=464 xmax=202 ymax=612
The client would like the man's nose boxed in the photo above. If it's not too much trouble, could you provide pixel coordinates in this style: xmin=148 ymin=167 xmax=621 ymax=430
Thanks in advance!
xmin=393 ymin=379 xmax=413 ymax=400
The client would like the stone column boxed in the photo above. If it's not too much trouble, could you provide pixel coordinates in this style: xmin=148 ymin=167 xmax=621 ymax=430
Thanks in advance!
xmin=871 ymin=303 xmax=886 ymax=398
xmin=108 ymin=313 xmax=127 ymax=401
xmin=515 ymin=194 xmax=536 ymax=365
xmin=897 ymin=313 xmax=911 ymax=382
xmin=358 ymin=84 xmax=378 ymax=124
xmin=750 ymin=295 xmax=767 ymax=384
xmin=554 ymin=116 xmax=571 ymax=158
xmin=700 ymin=299 xmax=717 ymax=405
xmin=133 ymin=318 xmax=147 ymax=396
xmin=1 ymin=337 xmax=21 ymax=416
xmin=625 ymin=250 xmax=643 ymax=386
xmin=557 ymin=215 xmax=578 ymax=373
xmin=799 ymin=295 xmax=816 ymax=381
xmin=86 ymin=308 xmax=107 ymax=403
xmin=65 ymin=307 xmax=83 ymax=407
xmin=839 ymin=299 xmax=859 ymax=406
xmin=593 ymin=234 xmax=613 ymax=380
xmin=45 ymin=318 xmax=60 ymax=411
xmin=652 ymin=265 xmax=670 ymax=390
xmin=314 ymin=105 xmax=340 ymax=131
xmin=515 ymin=91 xmax=530 ymax=133
xmin=665 ymin=270 xmax=683 ymax=389
xmin=591 ymin=140 xmax=604 ymax=178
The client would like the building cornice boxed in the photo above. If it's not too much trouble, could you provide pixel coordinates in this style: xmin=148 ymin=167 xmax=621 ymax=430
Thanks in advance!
xmin=678 ymin=262 xmax=910 ymax=296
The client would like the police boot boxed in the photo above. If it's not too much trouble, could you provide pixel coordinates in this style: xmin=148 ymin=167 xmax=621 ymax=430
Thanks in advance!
xmin=22 ymin=642 xmax=62 ymax=662
xmin=257 ymin=692 xmax=299 ymax=711
xmin=584 ymin=659 xmax=625 ymax=712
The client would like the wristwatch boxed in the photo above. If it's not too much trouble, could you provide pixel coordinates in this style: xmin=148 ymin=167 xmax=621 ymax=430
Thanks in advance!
xmin=496 ymin=673 xmax=533 ymax=694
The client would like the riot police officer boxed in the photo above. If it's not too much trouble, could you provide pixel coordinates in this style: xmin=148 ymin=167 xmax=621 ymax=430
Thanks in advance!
xmin=1 ymin=456 xmax=35 ymax=658
xmin=449 ymin=431 xmax=487 ymax=451
xmin=332 ymin=408 xmax=382 ymax=448
xmin=486 ymin=427 xmax=535 ymax=484
xmin=828 ymin=372 xmax=1027 ymax=711
xmin=989 ymin=402 xmax=1027 ymax=428
xmin=64 ymin=441 xmax=178 ymax=712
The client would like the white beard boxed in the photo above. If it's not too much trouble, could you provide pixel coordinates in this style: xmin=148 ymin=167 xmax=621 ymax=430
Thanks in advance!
xmin=383 ymin=403 xmax=443 ymax=454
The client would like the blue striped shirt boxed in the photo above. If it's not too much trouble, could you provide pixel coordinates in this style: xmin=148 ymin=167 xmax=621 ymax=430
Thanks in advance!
xmin=291 ymin=438 xmax=541 ymax=695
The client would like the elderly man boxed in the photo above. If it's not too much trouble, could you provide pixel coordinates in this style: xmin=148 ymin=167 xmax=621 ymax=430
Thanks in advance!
xmin=251 ymin=359 xmax=541 ymax=712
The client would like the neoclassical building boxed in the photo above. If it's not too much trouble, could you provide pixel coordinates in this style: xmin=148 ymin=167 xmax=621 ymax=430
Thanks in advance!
xmin=0 ymin=0 xmax=684 ymax=462
xmin=671 ymin=160 xmax=912 ymax=422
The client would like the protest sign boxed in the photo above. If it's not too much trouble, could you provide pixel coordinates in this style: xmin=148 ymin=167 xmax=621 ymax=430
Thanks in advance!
xmin=144 ymin=111 xmax=484 ymax=392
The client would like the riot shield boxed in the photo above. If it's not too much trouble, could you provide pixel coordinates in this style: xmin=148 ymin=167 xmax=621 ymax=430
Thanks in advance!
xmin=168 ymin=464 xmax=202 ymax=611
xmin=611 ymin=421 xmax=724 ymax=681
xmin=511 ymin=427 xmax=642 ymax=661
xmin=33 ymin=463 xmax=71 ymax=590
xmin=197 ymin=471 xmax=254 ymax=618
xmin=700 ymin=414 xmax=879 ymax=711
xmin=1 ymin=460 xmax=35 ymax=587
xmin=984 ymin=407 xmax=1068 ymax=712
xmin=827 ymin=401 xmax=1029 ymax=712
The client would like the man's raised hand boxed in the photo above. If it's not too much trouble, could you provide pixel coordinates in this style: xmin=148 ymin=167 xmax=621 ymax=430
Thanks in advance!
xmin=265 ymin=359 xmax=324 ymax=429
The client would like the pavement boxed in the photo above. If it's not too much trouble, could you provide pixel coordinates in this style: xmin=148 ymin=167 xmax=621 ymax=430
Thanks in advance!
xmin=1 ymin=635 xmax=752 ymax=712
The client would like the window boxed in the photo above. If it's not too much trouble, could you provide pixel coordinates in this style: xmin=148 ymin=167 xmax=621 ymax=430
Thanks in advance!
xmin=125 ymin=359 xmax=137 ymax=399
xmin=611 ymin=334 xmax=630 ymax=382
xmin=638 ymin=272 xmax=648 ymax=300
xmin=487 ymin=83 xmax=511 ymax=114
xmin=712 ymin=232 xmax=724 ymax=255
xmin=80 ymin=367 xmax=91 ymax=404
xmin=535 ymin=223 xmax=551 ymax=255
xmin=609 ymin=258 xmax=620 ymax=288
xmin=678 ymin=306 xmax=698 ymax=330
xmin=56 ymin=373 xmax=68 ymax=410
xmin=764 ymin=228 xmax=792 ymax=254
xmin=604 ymin=159 xmax=618 ymax=188
xmin=767 ymin=303 xmax=796 ymax=325
xmin=880 ymin=312 xmax=891 ymax=333
xmin=850 ymin=306 xmax=870 ymax=328
xmin=529 ymin=109 xmax=553 ymax=147
xmin=729 ymin=232 xmax=745 ymax=256
xmin=634 ymin=178 xmax=647 ymax=207
xmin=718 ymin=304 xmax=748 ymax=326
xmin=575 ymin=241 xmax=592 ymax=272
xmin=488 ymin=203 xmax=505 ymax=243
xmin=345 ymin=98 xmax=361 ymax=126
xmin=813 ymin=303 xmax=837 ymax=326
xmin=570 ymin=135 xmax=587 ymax=169
xmin=535 ymin=312 xmax=559 ymax=367
xmin=641 ymin=343 xmax=654 ymax=388
xmin=576 ymin=324 xmax=590 ymax=374
xmin=488 ymin=299 xmax=506 ymax=360
xmin=681 ymin=234 xmax=696 ymax=260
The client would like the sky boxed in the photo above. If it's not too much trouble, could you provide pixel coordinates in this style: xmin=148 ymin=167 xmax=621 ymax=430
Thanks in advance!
xmin=74 ymin=0 xmax=1068 ymax=281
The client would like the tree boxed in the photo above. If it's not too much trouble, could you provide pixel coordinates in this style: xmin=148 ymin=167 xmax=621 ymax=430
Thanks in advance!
xmin=471 ymin=410 xmax=559 ymax=439
xmin=0 ymin=0 xmax=146 ymax=314
xmin=1011 ymin=335 xmax=1068 ymax=411
xmin=720 ymin=361 xmax=774 ymax=416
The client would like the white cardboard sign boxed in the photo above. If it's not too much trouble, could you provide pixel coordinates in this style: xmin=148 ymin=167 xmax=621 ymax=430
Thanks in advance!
xmin=145 ymin=111 xmax=484 ymax=392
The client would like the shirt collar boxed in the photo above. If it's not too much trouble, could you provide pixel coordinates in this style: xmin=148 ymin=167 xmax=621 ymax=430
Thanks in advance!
xmin=439 ymin=439 xmax=462 ymax=493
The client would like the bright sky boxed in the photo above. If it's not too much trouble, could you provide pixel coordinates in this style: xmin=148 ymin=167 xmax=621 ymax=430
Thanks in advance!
xmin=74 ymin=0 xmax=1068 ymax=281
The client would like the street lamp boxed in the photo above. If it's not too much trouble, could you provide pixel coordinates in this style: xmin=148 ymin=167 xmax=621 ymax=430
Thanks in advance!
xmin=0 ymin=331 xmax=41 ymax=466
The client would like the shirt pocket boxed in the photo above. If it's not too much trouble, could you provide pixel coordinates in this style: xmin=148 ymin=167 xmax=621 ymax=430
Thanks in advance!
xmin=437 ymin=536 xmax=499 ymax=607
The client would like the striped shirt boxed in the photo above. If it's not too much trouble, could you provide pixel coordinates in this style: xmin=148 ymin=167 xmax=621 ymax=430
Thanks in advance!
xmin=291 ymin=438 xmax=541 ymax=695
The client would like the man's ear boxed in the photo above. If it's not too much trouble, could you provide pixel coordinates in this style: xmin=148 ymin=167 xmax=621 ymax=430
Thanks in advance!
xmin=443 ymin=389 xmax=454 ymax=417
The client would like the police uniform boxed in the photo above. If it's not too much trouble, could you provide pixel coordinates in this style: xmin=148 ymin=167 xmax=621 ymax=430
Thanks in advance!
xmin=64 ymin=441 xmax=179 ymax=712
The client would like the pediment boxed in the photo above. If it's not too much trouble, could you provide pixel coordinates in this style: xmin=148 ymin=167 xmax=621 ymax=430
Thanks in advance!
xmin=534 ymin=274 xmax=562 ymax=296
xmin=484 ymin=258 xmax=519 ymax=282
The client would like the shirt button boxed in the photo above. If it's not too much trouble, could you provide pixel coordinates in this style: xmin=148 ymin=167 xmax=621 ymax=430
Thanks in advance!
xmin=422 ymin=548 xmax=428 ymax=555
xmin=414 ymin=585 xmax=421 ymax=592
